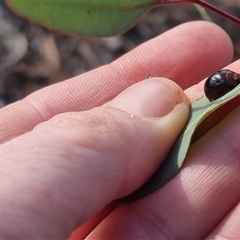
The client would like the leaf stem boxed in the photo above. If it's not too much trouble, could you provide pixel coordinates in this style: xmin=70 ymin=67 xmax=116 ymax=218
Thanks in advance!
xmin=154 ymin=0 xmax=240 ymax=25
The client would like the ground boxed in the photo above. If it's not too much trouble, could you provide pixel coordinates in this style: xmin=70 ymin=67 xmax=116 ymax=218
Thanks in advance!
xmin=0 ymin=1 xmax=240 ymax=107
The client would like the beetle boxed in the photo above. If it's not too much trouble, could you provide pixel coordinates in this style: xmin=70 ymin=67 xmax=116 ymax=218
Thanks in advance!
xmin=204 ymin=70 xmax=240 ymax=101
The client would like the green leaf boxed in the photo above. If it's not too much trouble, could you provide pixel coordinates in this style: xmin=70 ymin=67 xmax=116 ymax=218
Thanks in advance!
xmin=7 ymin=0 xmax=154 ymax=37
xmin=7 ymin=0 xmax=240 ymax=37
xmin=120 ymin=83 xmax=240 ymax=202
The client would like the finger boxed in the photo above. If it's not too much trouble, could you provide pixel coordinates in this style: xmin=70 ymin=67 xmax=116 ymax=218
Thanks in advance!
xmin=0 ymin=21 xmax=232 ymax=143
xmin=70 ymin=203 xmax=119 ymax=240
xmin=0 ymin=78 xmax=189 ymax=238
xmin=205 ymin=203 xmax=240 ymax=239
xmin=87 ymin=63 xmax=240 ymax=239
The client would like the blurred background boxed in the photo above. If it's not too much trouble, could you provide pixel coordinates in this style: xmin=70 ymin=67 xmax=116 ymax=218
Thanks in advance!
xmin=0 ymin=1 xmax=240 ymax=107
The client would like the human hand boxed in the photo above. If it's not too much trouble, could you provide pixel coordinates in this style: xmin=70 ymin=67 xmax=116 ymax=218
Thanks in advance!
xmin=0 ymin=21 xmax=237 ymax=239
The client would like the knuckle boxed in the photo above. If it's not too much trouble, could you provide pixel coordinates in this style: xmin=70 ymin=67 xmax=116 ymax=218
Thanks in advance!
xmin=38 ymin=107 xmax=136 ymax=151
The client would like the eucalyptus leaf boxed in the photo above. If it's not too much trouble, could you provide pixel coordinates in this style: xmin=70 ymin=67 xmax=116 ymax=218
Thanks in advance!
xmin=120 ymin=83 xmax=240 ymax=202
xmin=7 ymin=0 xmax=240 ymax=37
xmin=6 ymin=0 xmax=153 ymax=37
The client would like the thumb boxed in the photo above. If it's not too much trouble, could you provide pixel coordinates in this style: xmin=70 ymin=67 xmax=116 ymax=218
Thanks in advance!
xmin=105 ymin=77 xmax=189 ymax=195
xmin=0 ymin=78 xmax=189 ymax=238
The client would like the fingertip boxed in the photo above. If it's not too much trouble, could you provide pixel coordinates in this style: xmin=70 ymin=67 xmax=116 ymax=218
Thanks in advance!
xmin=193 ymin=21 xmax=233 ymax=62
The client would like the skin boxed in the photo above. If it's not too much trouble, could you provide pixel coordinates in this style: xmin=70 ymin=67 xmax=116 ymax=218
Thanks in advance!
xmin=0 ymin=21 xmax=239 ymax=239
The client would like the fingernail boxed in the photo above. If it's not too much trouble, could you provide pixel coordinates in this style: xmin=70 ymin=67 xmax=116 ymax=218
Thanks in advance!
xmin=108 ymin=77 xmax=189 ymax=117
